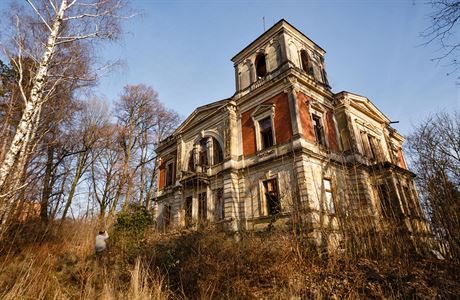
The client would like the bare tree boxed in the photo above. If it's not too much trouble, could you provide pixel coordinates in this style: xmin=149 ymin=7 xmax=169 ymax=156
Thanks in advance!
xmin=59 ymin=98 xmax=109 ymax=222
xmin=0 ymin=0 xmax=129 ymax=225
xmin=406 ymin=111 xmax=460 ymax=261
xmin=110 ymin=84 xmax=180 ymax=214
xmin=423 ymin=0 xmax=460 ymax=79
xmin=87 ymin=106 xmax=121 ymax=218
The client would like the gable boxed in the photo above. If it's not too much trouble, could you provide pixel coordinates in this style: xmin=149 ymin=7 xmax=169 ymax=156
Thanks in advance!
xmin=340 ymin=92 xmax=390 ymax=124
xmin=174 ymin=98 xmax=230 ymax=134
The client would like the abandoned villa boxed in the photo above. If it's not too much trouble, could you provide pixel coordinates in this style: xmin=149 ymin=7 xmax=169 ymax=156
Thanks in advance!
xmin=154 ymin=20 xmax=427 ymax=245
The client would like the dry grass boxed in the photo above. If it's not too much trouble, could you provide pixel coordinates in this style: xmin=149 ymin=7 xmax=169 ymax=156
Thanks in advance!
xmin=148 ymin=227 xmax=459 ymax=299
xmin=0 ymin=220 xmax=171 ymax=300
xmin=0 ymin=220 xmax=458 ymax=299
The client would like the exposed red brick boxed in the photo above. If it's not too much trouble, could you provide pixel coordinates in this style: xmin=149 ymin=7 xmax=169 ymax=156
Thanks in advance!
xmin=272 ymin=93 xmax=293 ymax=145
xmin=241 ymin=108 xmax=257 ymax=156
xmin=158 ymin=158 xmax=165 ymax=189
xmin=241 ymin=93 xmax=293 ymax=156
xmin=296 ymin=92 xmax=315 ymax=143
xmin=325 ymin=110 xmax=339 ymax=151
xmin=398 ymin=148 xmax=407 ymax=169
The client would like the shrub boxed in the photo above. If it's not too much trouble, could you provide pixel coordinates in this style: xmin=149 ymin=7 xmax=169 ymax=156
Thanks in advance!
xmin=111 ymin=204 xmax=154 ymax=263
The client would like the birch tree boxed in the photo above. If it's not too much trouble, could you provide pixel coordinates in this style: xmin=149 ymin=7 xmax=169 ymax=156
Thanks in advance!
xmin=0 ymin=0 xmax=128 ymax=224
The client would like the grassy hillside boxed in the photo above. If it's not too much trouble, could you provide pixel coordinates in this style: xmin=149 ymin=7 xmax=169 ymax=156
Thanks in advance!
xmin=0 ymin=217 xmax=458 ymax=299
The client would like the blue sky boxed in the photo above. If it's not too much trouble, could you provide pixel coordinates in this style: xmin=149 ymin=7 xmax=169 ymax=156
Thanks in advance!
xmin=3 ymin=0 xmax=460 ymax=136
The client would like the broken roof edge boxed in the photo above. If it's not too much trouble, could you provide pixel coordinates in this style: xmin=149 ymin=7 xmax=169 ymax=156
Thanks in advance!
xmin=231 ymin=19 xmax=326 ymax=63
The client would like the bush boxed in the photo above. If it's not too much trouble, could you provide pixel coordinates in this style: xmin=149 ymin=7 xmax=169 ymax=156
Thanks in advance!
xmin=111 ymin=204 xmax=154 ymax=263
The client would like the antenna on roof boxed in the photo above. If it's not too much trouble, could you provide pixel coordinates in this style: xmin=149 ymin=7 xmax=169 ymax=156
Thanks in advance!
xmin=263 ymin=16 xmax=266 ymax=32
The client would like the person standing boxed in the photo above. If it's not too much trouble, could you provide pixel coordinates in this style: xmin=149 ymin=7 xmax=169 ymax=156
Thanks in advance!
xmin=95 ymin=230 xmax=109 ymax=259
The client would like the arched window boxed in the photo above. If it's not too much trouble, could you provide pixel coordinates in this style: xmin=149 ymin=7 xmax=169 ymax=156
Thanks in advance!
xmin=190 ymin=137 xmax=224 ymax=170
xmin=188 ymin=149 xmax=196 ymax=172
xmin=300 ymin=50 xmax=313 ymax=76
xmin=199 ymin=138 xmax=208 ymax=166
xmin=213 ymin=138 xmax=223 ymax=164
xmin=255 ymin=53 xmax=267 ymax=79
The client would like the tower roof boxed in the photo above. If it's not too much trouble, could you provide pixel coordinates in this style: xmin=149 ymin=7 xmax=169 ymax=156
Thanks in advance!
xmin=231 ymin=19 xmax=325 ymax=63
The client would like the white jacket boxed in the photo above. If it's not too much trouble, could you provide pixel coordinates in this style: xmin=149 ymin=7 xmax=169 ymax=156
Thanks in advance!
xmin=95 ymin=231 xmax=109 ymax=253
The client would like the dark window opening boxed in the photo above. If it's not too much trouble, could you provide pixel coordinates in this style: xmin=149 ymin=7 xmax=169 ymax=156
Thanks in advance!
xmin=300 ymin=50 xmax=314 ymax=76
xmin=163 ymin=205 xmax=171 ymax=229
xmin=255 ymin=53 xmax=267 ymax=79
xmin=377 ymin=184 xmax=402 ymax=219
xmin=377 ymin=184 xmax=392 ymax=218
xmin=368 ymin=135 xmax=378 ymax=160
xmin=188 ymin=149 xmax=196 ymax=172
xmin=213 ymin=138 xmax=224 ymax=164
xmin=259 ymin=117 xmax=274 ymax=149
xmin=215 ymin=188 xmax=224 ymax=220
xmin=312 ymin=114 xmax=326 ymax=147
xmin=165 ymin=161 xmax=174 ymax=186
xmin=264 ymin=179 xmax=280 ymax=215
xmin=199 ymin=139 xmax=208 ymax=166
xmin=184 ymin=197 xmax=193 ymax=227
xmin=198 ymin=192 xmax=207 ymax=223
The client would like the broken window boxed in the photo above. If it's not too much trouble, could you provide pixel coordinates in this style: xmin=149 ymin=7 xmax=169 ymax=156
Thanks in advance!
xmin=323 ymin=179 xmax=335 ymax=214
xmin=188 ymin=149 xmax=196 ymax=172
xmin=184 ymin=196 xmax=193 ymax=227
xmin=215 ymin=188 xmax=224 ymax=220
xmin=198 ymin=192 xmax=207 ymax=223
xmin=368 ymin=135 xmax=381 ymax=161
xmin=199 ymin=139 xmax=208 ymax=166
xmin=403 ymin=186 xmax=419 ymax=217
xmin=300 ymin=50 xmax=314 ymax=76
xmin=312 ymin=113 xmax=326 ymax=147
xmin=165 ymin=160 xmax=174 ymax=186
xmin=377 ymin=184 xmax=403 ymax=219
xmin=360 ymin=132 xmax=381 ymax=161
xmin=255 ymin=53 xmax=267 ymax=79
xmin=259 ymin=116 xmax=274 ymax=149
xmin=263 ymin=178 xmax=280 ymax=215
xmin=213 ymin=138 xmax=224 ymax=164
xmin=377 ymin=184 xmax=392 ymax=218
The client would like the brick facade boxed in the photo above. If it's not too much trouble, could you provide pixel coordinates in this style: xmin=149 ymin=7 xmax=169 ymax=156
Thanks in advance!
xmin=154 ymin=20 xmax=428 ymax=247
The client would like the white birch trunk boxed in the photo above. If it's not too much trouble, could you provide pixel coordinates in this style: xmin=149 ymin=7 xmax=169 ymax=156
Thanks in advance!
xmin=0 ymin=1 xmax=68 ymax=192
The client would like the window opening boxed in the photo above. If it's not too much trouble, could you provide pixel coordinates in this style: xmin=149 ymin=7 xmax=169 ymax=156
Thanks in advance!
xmin=263 ymin=178 xmax=280 ymax=215
xmin=259 ymin=117 xmax=274 ymax=149
xmin=377 ymin=184 xmax=391 ymax=218
xmin=312 ymin=114 xmax=326 ymax=147
xmin=213 ymin=138 xmax=224 ymax=164
xmin=403 ymin=186 xmax=418 ymax=217
xmin=377 ymin=184 xmax=401 ymax=219
xmin=165 ymin=161 xmax=174 ymax=186
xmin=198 ymin=192 xmax=207 ymax=223
xmin=184 ymin=196 xmax=193 ymax=227
xmin=199 ymin=139 xmax=208 ymax=166
xmin=367 ymin=135 xmax=378 ymax=160
xmin=324 ymin=179 xmax=335 ymax=214
xmin=215 ymin=188 xmax=224 ymax=220
xmin=255 ymin=53 xmax=267 ymax=78
xmin=188 ymin=149 xmax=196 ymax=172
xmin=300 ymin=50 xmax=313 ymax=76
